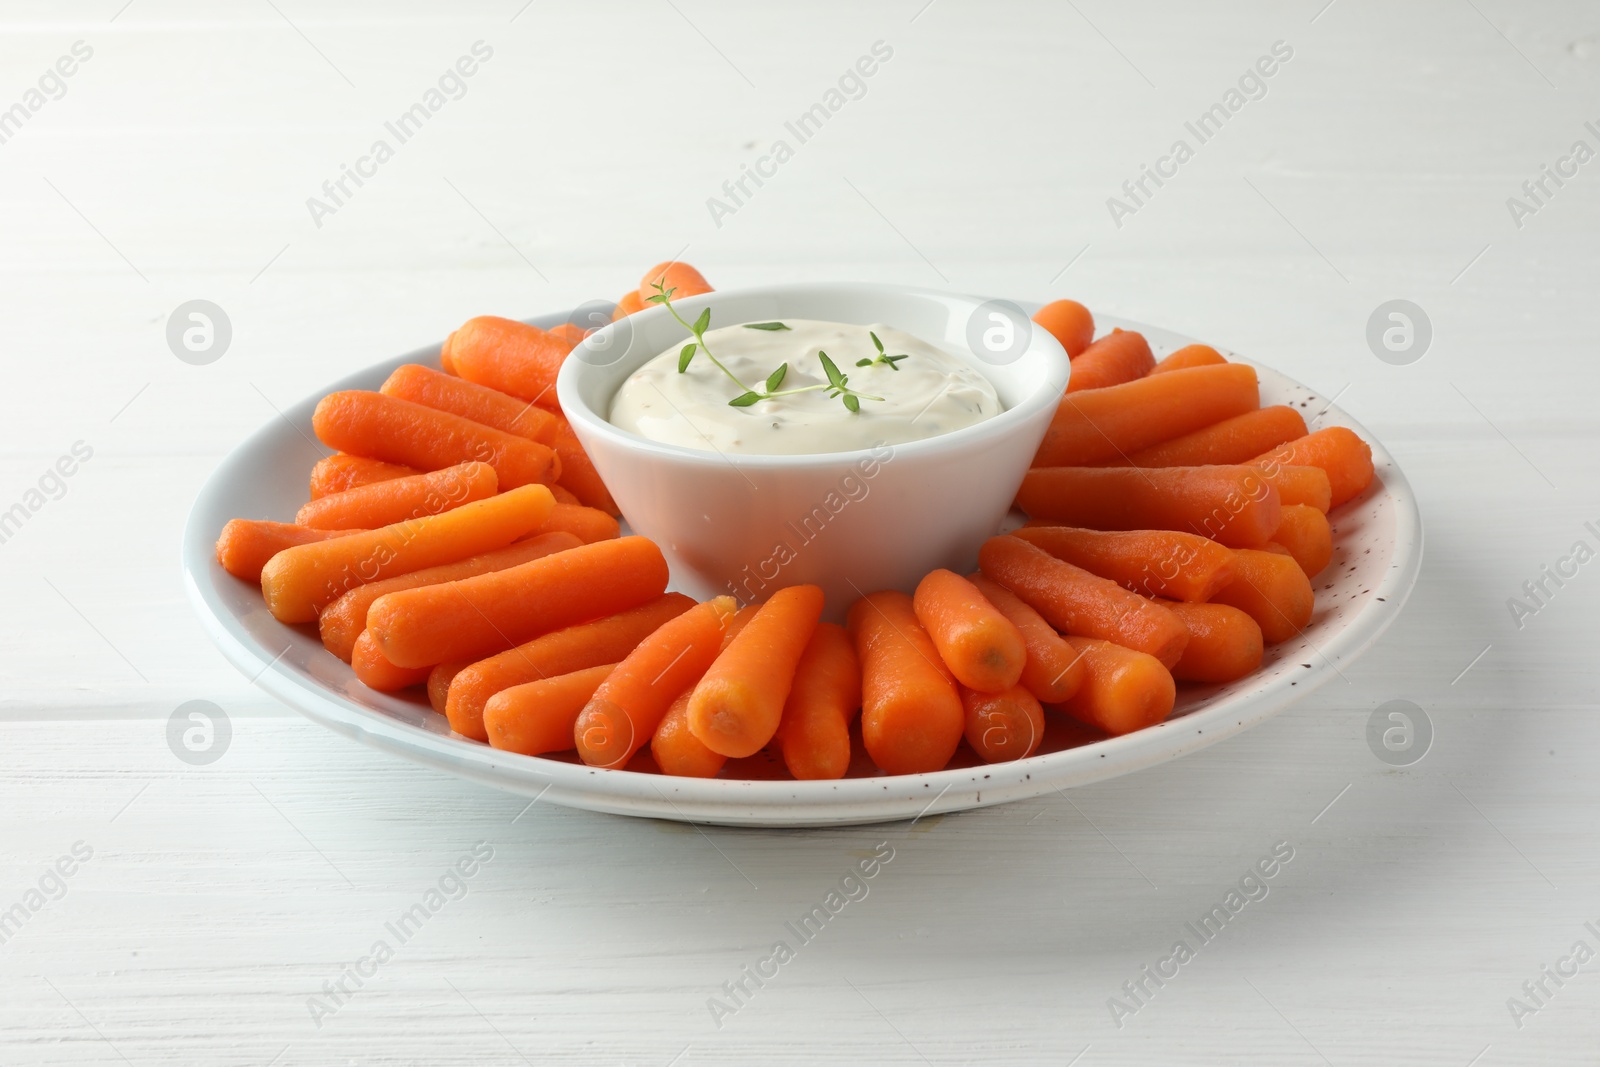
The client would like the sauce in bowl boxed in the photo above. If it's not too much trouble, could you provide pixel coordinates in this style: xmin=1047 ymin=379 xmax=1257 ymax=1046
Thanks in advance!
xmin=608 ymin=319 xmax=1001 ymax=456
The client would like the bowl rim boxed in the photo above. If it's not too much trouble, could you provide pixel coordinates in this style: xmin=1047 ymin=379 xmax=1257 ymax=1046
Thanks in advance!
xmin=554 ymin=280 xmax=1070 ymax=470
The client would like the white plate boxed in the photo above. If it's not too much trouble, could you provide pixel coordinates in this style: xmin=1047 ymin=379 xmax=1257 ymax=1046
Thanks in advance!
xmin=182 ymin=305 xmax=1423 ymax=827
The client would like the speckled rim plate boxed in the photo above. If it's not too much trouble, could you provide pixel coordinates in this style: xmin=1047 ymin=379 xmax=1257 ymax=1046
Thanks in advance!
xmin=182 ymin=300 xmax=1423 ymax=827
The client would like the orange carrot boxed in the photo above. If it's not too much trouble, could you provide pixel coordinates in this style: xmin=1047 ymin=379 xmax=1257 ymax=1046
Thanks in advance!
xmin=1050 ymin=638 xmax=1175 ymax=736
xmin=650 ymin=689 xmax=729 ymax=777
xmin=962 ymin=684 xmax=1044 ymax=763
xmin=427 ymin=661 xmax=462 ymax=715
xmin=649 ymin=604 xmax=759 ymax=778
xmin=1210 ymin=549 xmax=1315 ymax=644
xmin=967 ymin=574 xmax=1085 ymax=704
xmin=549 ymin=414 xmax=619 ymax=515
xmin=1270 ymin=504 xmax=1333 ymax=577
xmin=260 ymin=484 xmax=555 ymax=624
xmin=380 ymin=363 xmax=557 ymax=444
xmin=1150 ymin=344 xmax=1225 ymax=374
xmin=1034 ymin=363 xmax=1259 ymax=467
xmin=309 ymin=454 xmax=419 ymax=499
xmin=351 ymin=629 xmax=431 ymax=691
xmin=483 ymin=664 xmax=616 ymax=757
xmin=319 ymin=531 xmax=581 ymax=662
xmin=775 ymin=622 xmax=862 ymax=781
xmin=548 ymin=483 xmax=581 ymax=506
xmin=640 ymin=260 xmax=712 ymax=303
xmin=546 ymin=322 xmax=588 ymax=348
xmin=688 ymin=586 xmax=824 ymax=757
xmin=574 ymin=597 xmax=737 ymax=768
xmin=847 ymin=590 xmax=965 ymax=775
xmin=367 ymin=535 xmax=670 ymax=669
xmin=1252 ymin=464 xmax=1332 ymax=512
xmin=1016 ymin=466 xmax=1282 ymax=549
xmin=912 ymin=569 xmax=1026 ymax=693
xmin=312 ymin=390 xmax=558 ymax=490
xmin=1032 ymin=299 xmax=1095 ymax=357
xmin=1066 ymin=328 xmax=1155 ymax=392
xmin=439 ymin=330 xmax=458 ymax=375
xmin=448 ymin=316 xmax=570 ymax=410
xmin=979 ymin=536 xmax=1189 ymax=668
xmin=613 ymin=291 xmax=645 ymax=320
xmin=1009 ymin=525 xmax=1236 ymax=602
xmin=1163 ymin=602 xmax=1263 ymax=683
xmin=1253 ymin=427 xmax=1374 ymax=508
xmin=1116 ymin=405 xmax=1308 ymax=468
xmin=443 ymin=593 xmax=695 ymax=741
xmin=294 ymin=462 xmax=498 ymax=531
xmin=539 ymin=502 xmax=620 ymax=543
xmin=216 ymin=520 xmax=364 ymax=583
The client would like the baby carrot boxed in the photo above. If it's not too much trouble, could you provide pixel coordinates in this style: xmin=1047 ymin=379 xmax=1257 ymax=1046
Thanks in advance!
xmin=545 ymin=322 xmax=588 ymax=348
xmin=847 ymin=590 xmax=964 ymax=775
xmin=318 ymin=531 xmax=581 ymax=662
xmin=380 ymin=363 xmax=557 ymax=444
xmin=1034 ymin=363 xmax=1260 ymax=467
xmin=1066 ymin=328 xmax=1155 ymax=392
xmin=962 ymin=684 xmax=1044 ymax=763
xmin=912 ymin=569 xmax=1026 ymax=693
xmin=1032 ymin=299 xmax=1095 ymax=357
xmin=294 ymin=462 xmax=498 ymax=531
xmin=1252 ymin=464 xmax=1332 ymax=512
xmin=1016 ymin=466 xmax=1282 ymax=549
xmin=539 ymin=502 xmax=620 ymax=543
xmin=1253 ymin=427 xmax=1374 ymax=508
xmin=1163 ymin=602 xmax=1264 ymax=684
xmin=613 ymin=291 xmax=645 ymax=320
xmin=979 ymin=536 xmax=1190 ymax=668
xmin=351 ymin=629 xmax=431 ymax=691
xmin=309 ymin=454 xmax=419 ymax=499
xmin=549 ymin=483 xmax=581 ymax=506
xmin=688 ymin=585 xmax=825 ymax=758
xmin=448 ymin=316 xmax=570 ymax=410
xmin=1116 ymin=405 xmax=1308 ymax=468
xmin=1009 ymin=525 xmax=1236 ymax=602
xmin=640 ymin=260 xmax=712 ymax=303
xmin=575 ymin=596 xmax=738 ymax=768
xmin=1270 ymin=504 xmax=1333 ymax=577
xmin=1150 ymin=344 xmax=1225 ymax=374
xmin=368 ymin=535 xmax=670 ymax=669
xmin=312 ymin=390 xmax=559 ymax=490
xmin=427 ymin=662 xmax=462 ymax=715
xmin=1210 ymin=549 xmax=1315 ymax=644
xmin=484 ymin=664 xmax=616 ymax=757
xmin=652 ymin=604 xmax=758 ymax=777
xmin=651 ymin=689 xmax=730 ymax=777
xmin=549 ymin=414 xmax=619 ymax=515
xmin=439 ymin=331 xmax=458 ymax=375
xmin=967 ymin=574 xmax=1085 ymax=704
xmin=775 ymin=621 xmax=862 ymax=781
xmin=216 ymin=520 xmax=364 ymax=583
xmin=444 ymin=593 xmax=696 ymax=740
xmin=260 ymin=484 xmax=555 ymax=623
xmin=1050 ymin=638 xmax=1175 ymax=736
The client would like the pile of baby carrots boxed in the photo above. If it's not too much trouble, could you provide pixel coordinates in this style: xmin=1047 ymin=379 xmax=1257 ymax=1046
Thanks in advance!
xmin=214 ymin=264 xmax=1375 ymax=780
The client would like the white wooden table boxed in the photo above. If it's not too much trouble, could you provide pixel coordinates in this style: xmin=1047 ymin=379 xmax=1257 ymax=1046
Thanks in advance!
xmin=4 ymin=1 xmax=1598 ymax=1063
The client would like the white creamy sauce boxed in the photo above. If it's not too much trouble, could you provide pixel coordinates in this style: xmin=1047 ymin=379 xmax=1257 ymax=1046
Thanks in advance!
xmin=609 ymin=319 xmax=1001 ymax=455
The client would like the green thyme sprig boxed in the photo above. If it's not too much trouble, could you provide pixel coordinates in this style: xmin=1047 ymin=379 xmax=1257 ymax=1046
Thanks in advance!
xmin=647 ymin=282 xmax=882 ymax=412
xmin=855 ymin=330 xmax=910 ymax=371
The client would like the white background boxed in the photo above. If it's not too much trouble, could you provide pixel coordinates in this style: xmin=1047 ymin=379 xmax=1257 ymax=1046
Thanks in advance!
xmin=3 ymin=1 xmax=1599 ymax=1063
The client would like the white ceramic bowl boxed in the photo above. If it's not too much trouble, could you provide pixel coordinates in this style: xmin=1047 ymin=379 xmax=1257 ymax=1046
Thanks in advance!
xmin=556 ymin=283 xmax=1069 ymax=614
